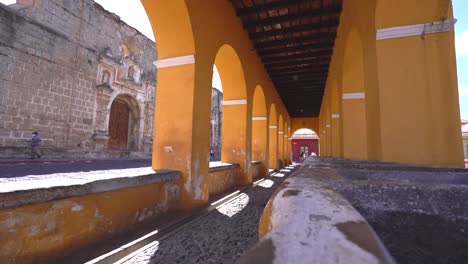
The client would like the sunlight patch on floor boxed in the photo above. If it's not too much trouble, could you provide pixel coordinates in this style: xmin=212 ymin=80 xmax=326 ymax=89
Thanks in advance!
xmin=258 ymin=179 xmax=274 ymax=188
xmin=271 ymin=173 xmax=285 ymax=178
xmin=216 ymin=193 xmax=249 ymax=217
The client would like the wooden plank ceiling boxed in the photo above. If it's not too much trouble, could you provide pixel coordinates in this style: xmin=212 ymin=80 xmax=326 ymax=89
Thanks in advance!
xmin=230 ymin=0 xmax=342 ymax=117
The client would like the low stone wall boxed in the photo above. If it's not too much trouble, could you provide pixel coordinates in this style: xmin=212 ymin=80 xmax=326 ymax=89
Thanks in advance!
xmin=304 ymin=157 xmax=468 ymax=264
xmin=238 ymin=163 xmax=395 ymax=264
xmin=247 ymin=157 xmax=468 ymax=264
xmin=251 ymin=161 xmax=266 ymax=180
xmin=0 ymin=170 xmax=181 ymax=264
xmin=207 ymin=163 xmax=240 ymax=195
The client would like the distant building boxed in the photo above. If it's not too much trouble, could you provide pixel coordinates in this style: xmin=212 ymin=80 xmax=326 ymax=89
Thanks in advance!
xmin=211 ymin=88 xmax=223 ymax=161
xmin=291 ymin=131 xmax=319 ymax=162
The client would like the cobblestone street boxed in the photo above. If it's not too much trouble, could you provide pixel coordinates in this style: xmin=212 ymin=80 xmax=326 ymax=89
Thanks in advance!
xmin=0 ymin=159 xmax=152 ymax=192
xmin=121 ymin=167 xmax=297 ymax=264
xmin=0 ymin=159 xmax=151 ymax=179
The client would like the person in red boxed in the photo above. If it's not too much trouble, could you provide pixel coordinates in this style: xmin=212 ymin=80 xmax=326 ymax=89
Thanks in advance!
xmin=27 ymin=131 xmax=42 ymax=159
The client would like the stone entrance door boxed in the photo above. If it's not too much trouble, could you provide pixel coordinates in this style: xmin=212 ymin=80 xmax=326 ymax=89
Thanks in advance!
xmin=108 ymin=100 xmax=129 ymax=150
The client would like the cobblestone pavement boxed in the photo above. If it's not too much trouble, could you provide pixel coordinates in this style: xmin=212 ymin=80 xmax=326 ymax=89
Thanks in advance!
xmin=122 ymin=166 xmax=298 ymax=264
xmin=0 ymin=159 xmax=151 ymax=179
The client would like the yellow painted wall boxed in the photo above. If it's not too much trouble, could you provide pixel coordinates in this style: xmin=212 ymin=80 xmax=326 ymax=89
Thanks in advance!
xmin=291 ymin=118 xmax=319 ymax=135
xmin=0 ymin=181 xmax=179 ymax=264
xmin=207 ymin=167 xmax=240 ymax=195
xmin=278 ymin=115 xmax=284 ymax=167
xmin=268 ymin=104 xmax=278 ymax=169
xmin=320 ymin=0 xmax=463 ymax=167
xmin=251 ymin=161 xmax=266 ymax=180
xmin=375 ymin=0 xmax=463 ymax=167
xmin=252 ymin=85 xmax=268 ymax=174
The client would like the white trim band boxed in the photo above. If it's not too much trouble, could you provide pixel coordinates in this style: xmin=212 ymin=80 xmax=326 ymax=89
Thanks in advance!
xmin=278 ymin=131 xmax=284 ymax=134
xmin=222 ymin=99 xmax=247 ymax=106
xmin=153 ymin=55 xmax=195 ymax=69
xmin=343 ymin=93 xmax=365 ymax=100
xmin=252 ymin=117 xmax=267 ymax=121
xmin=284 ymin=135 xmax=288 ymax=138
xmin=331 ymin=114 xmax=340 ymax=119
xmin=377 ymin=19 xmax=457 ymax=40
xmin=269 ymin=126 xmax=278 ymax=129
xmin=326 ymin=124 xmax=331 ymax=128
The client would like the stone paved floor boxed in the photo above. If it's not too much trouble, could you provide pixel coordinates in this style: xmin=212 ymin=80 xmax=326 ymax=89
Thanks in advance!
xmin=121 ymin=167 xmax=297 ymax=264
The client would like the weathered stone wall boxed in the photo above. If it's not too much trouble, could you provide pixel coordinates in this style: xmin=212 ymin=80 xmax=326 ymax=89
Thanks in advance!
xmin=0 ymin=1 xmax=224 ymax=159
xmin=0 ymin=1 xmax=157 ymax=158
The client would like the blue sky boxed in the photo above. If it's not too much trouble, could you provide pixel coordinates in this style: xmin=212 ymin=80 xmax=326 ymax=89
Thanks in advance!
xmin=0 ymin=0 xmax=466 ymax=115
xmin=454 ymin=0 xmax=468 ymax=119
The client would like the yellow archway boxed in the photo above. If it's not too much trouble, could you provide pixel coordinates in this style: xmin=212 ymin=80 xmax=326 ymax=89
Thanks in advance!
xmin=251 ymin=85 xmax=267 ymax=176
xmin=214 ymin=44 xmax=249 ymax=184
xmin=278 ymin=114 xmax=284 ymax=168
xmin=268 ymin=104 xmax=278 ymax=169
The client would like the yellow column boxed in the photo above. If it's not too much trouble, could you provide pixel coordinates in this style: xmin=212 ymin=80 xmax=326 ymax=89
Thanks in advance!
xmin=331 ymin=84 xmax=342 ymax=157
xmin=252 ymin=117 xmax=268 ymax=176
xmin=153 ymin=62 xmax=210 ymax=210
xmin=341 ymin=28 xmax=368 ymax=160
xmin=325 ymin=100 xmax=332 ymax=156
xmin=222 ymin=102 xmax=249 ymax=184
xmin=278 ymin=131 xmax=284 ymax=167
xmin=375 ymin=0 xmax=463 ymax=167
xmin=268 ymin=125 xmax=278 ymax=169
xmin=287 ymin=126 xmax=292 ymax=164
xmin=283 ymin=133 xmax=289 ymax=165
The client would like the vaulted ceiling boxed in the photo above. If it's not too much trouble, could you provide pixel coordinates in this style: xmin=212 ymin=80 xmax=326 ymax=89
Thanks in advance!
xmin=230 ymin=0 xmax=342 ymax=117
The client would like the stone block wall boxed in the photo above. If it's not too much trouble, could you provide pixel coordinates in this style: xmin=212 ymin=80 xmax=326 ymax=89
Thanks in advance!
xmin=0 ymin=1 xmax=157 ymax=158
xmin=0 ymin=4 xmax=97 ymax=155
xmin=0 ymin=0 xmax=223 ymax=158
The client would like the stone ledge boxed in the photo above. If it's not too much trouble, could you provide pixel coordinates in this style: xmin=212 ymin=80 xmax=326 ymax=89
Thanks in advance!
xmin=209 ymin=162 xmax=240 ymax=172
xmin=0 ymin=169 xmax=181 ymax=210
xmin=238 ymin=166 xmax=395 ymax=264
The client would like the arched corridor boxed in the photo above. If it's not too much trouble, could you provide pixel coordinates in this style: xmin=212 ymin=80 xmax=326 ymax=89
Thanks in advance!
xmin=1 ymin=0 xmax=466 ymax=263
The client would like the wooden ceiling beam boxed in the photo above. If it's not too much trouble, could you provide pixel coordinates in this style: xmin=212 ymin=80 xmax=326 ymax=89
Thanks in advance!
xmin=255 ymin=32 xmax=337 ymax=49
xmin=273 ymin=75 xmax=327 ymax=81
xmin=264 ymin=54 xmax=332 ymax=65
xmin=265 ymin=58 xmax=330 ymax=68
xmin=249 ymin=22 xmax=339 ymax=40
xmin=244 ymin=6 xmax=342 ymax=30
xmin=236 ymin=0 xmax=305 ymax=16
xmin=270 ymin=68 xmax=329 ymax=76
xmin=259 ymin=43 xmax=334 ymax=56
xmin=262 ymin=49 xmax=333 ymax=63
xmin=268 ymin=63 xmax=330 ymax=71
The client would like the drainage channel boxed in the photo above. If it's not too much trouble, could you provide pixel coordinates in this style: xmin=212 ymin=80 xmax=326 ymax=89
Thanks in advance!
xmin=86 ymin=165 xmax=298 ymax=264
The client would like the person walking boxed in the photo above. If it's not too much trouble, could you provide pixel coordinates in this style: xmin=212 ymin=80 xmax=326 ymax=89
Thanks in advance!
xmin=27 ymin=131 xmax=42 ymax=159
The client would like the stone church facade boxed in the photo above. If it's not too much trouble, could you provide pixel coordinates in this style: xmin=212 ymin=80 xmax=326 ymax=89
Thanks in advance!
xmin=0 ymin=0 xmax=223 ymax=159
xmin=0 ymin=0 xmax=158 ymax=158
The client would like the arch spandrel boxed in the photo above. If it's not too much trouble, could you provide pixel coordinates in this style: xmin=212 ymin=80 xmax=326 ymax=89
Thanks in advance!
xmin=141 ymin=0 xmax=195 ymax=59
xmin=252 ymin=85 xmax=267 ymax=117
